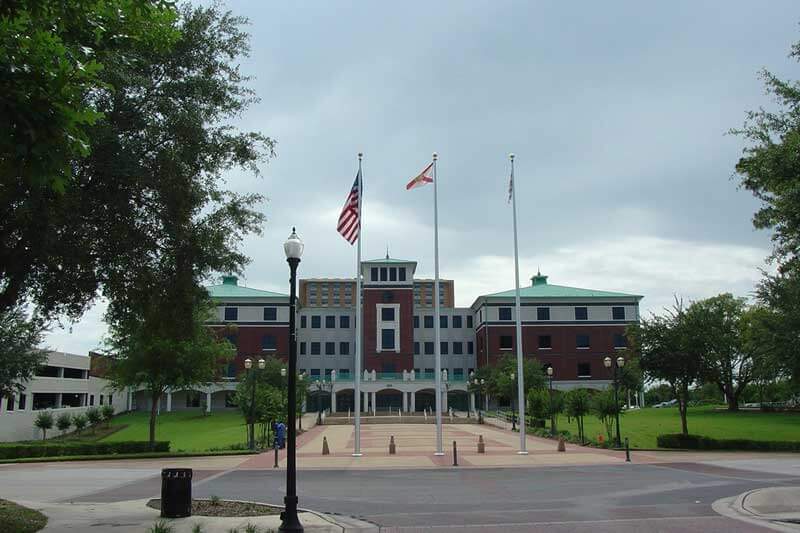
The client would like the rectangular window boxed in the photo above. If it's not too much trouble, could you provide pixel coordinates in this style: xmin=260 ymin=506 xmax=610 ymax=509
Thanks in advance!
xmin=537 ymin=307 xmax=550 ymax=321
xmin=500 ymin=335 xmax=513 ymax=350
xmin=371 ymin=268 xmax=378 ymax=281
xmin=612 ymin=306 xmax=626 ymax=320
xmin=381 ymin=328 xmax=395 ymax=350
xmin=301 ymin=315 xmax=307 ymax=328
xmin=499 ymin=307 xmax=512 ymax=321
xmin=424 ymin=368 xmax=435 ymax=374
xmin=325 ymin=315 xmax=336 ymax=328
xmin=575 ymin=307 xmax=588 ymax=320
xmin=63 ymin=367 xmax=84 ymax=379
xmin=413 ymin=315 xmax=420 ymax=328
xmin=340 ymin=342 xmax=350 ymax=355
xmin=325 ymin=342 xmax=336 ymax=355
xmin=109 ymin=395 xmax=113 ymax=406
xmin=381 ymin=307 xmax=395 ymax=321
xmin=99 ymin=395 xmax=104 ymax=405
xmin=224 ymin=307 xmax=238 ymax=321
xmin=453 ymin=342 xmax=463 ymax=355
xmin=467 ymin=341 xmax=474 ymax=354
xmin=440 ymin=315 xmax=448 ymax=328
xmin=577 ymin=363 xmax=592 ymax=378
xmin=613 ymin=333 xmax=628 ymax=349
xmin=89 ymin=395 xmax=94 ymax=406
xmin=467 ymin=315 xmax=473 ymax=328
xmin=424 ymin=342 xmax=434 ymax=355
xmin=340 ymin=315 xmax=350 ymax=328
xmin=440 ymin=342 xmax=449 ymax=355
xmin=311 ymin=315 xmax=321 ymax=328
xmin=398 ymin=268 xmax=406 ymax=281
xmin=300 ymin=342 xmax=306 ymax=355
xmin=6 ymin=395 xmax=14 ymax=411
xmin=452 ymin=315 xmax=462 ymax=328
xmin=424 ymin=315 xmax=434 ymax=328
xmin=389 ymin=267 xmax=397 ymax=281
xmin=261 ymin=335 xmax=276 ymax=351
xmin=18 ymin=394 xmax=26 ymax=410
xmin=414 ymin=342 xmax=420 ymax=355
xmin=576 ymin=334 xmax=590 ymax=349
xmin=453 ymin=368 xmax=464 ymax=378
xmin=339 ymin=369 xmax=350 ymax=378
xmin=310 ymin=369 xmax=320 ymax=377
xmin=380 ymin=267 xmax=388 ymax=281
xmin=263 ymin=307 xmax=277 ymax=321
xmin=539 ymin=335 xmax=552 ymax=349
xmin=311 ymin=342 xmax=321 ymax=355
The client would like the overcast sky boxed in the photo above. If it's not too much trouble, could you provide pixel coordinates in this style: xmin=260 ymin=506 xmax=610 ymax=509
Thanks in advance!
xmin=47 ymin=1 xmax=798 ymax=355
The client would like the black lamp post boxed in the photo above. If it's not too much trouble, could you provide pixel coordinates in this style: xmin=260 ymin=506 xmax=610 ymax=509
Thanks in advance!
xmin=604 ymin=355 xmax=626 ymax=448
xmin=281 ymin=227 xmax=304 ymax=533
xmin=546 ymin=366 xmax=555 ymax=436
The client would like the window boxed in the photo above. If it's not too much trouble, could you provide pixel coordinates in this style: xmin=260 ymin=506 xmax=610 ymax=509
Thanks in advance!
xmin=224 ymin=307 xmax=238 ymax=321
xmin=18 ymin=394 xmax=26 ymax=410
xmin=424 ymin=342 xmax=434 ymax=355
xmin=300 ymin=342 xmax=307 ymax=355
xmin=499 ymin=307 xmax=512 ymax=321
xmin=340 ymin=342 xmax=350 ymax=355
xmin=381 ymin=307 xmax=395 ymax=321
xmin=467 ymin=315 xmax=473 ymax=328
xmin=6 ymin=395 xmax=13 ymax=411
xmin=440 ymin=342 xmax=449 ymax=355
xmin=612 ymin=306 xmax=625 ymax=320
xmin=226 ymin=362 xmax=237 ymax=378
xmin=467 ymin=341 xmax=474 ymax=354
xmin=414 ymin=342 xmax=420 ymax=354
xmin=371 ymin=267 xmax=378 ymax=281
xmin=109 ymin=395 xmax=113 ymax=406
xmin=63 ymin=367 xmax=84 ymax=379
xmin=577 ymin=363 xmax=592 ymax=378
xmin=576 ymin=334 xmax=590 ymax=349
xmin=89 ymin=395 xmax=94 ymax=406
xmin=310 ymin=369 xmax=320 ymax=377
xmin=440 ymin=315 xmax=448 ymax=328
xmin=33 ymin=393 xmax=59 ymax=410
xmin=399 ymin=268 xmax=406 ymax=281
xmin=413 ymin=315 xmax=420 ymax=328
xmin=35 ymin=366 xmax=59 ymax=378
xmin=311 ymin=315 xmax=321 ymax=329
xmin=381 ymin=328 xmax=395 ymax=350
xmin=424 ymin=368 xmax=435 ymax=374
xmin=311 ymin=342 xmax=321 ymax=355
xmin=261 ymin=335 xmax=276 ymax=351
xmin=380 ymin=267 xmax=388 ymax=281
xmin=339 ymin=369 xmax=350 ymax=378
xmin=424 ymin=315 xmax=434 ymax=328
xmin=500 ymin=335 xmax=513 ymax=350
xmin=613 ymin=333 xmax=628 ymax=349
xmin=340 ymin=315 xmax=350 ymax=328
xmin=263 ymin=307 xmax=277 ymax=321
xmin=301 ymin=315 xmax=307 ymax=328
xmin=453 ymin=368 xmax=464 ymax=378
xmin=325 ymin=342 xmax=336 ymax=355
xmin=575 ymin=307 xmax=588 ymax=320
xmin=539 ymin=335 xmax=552 ymax=349
xmin=99 ymin=395 xmax=104 ymax=405
xmin=453 ymin=342 xmax=463 ymax=355
xmin=453 ymin=315 xmax=462 ymax=328
xmin=389 ymin=267 xmax=397 ymax=281
xmin=537 ymin=307 xmax=550 ymax=321
xmin=326 ymin=315 xmax=336 ymax=328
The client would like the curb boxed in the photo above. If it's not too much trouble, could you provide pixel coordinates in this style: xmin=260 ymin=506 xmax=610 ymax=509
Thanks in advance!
xmin=712 ymin=490 xmax=800 ymax=532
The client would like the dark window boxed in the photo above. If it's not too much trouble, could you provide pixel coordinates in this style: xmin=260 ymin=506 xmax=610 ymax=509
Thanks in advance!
xmin=424 ymin=315 xmax=434 ymax=328
xmin=226 ymin=362 xmax=237 ymax=377
xmin=371 ymin=268 xmax=378 ymax=281
xmin=467 ymin=342 xmax=474 ymax=354
xmin=340 ymin=315 xmax=350 ymax=328
xmin=613 ymin=333 xmax=628 ymax=348
xmin=63 ymin=394 xmax=82 ymax=408
xmin=612 ymin=306 xmax=625 ymax=320
xmin=6 ymin=395 xmax=13 ymax=411
xmin=310 ymin=369 xmax=320 ymax=377
xmin=575 ymin=307 xmax=588 ymax=320
xmin=99 ymin=395 xmax=104 ymax=405
xmin=499 ymin=308 xmax=512 ymax=321
xmin=326 ymin=315 xmax=336 ymax=328
xmin=413 ymin=315 xmax=420 ymax=328
xmin=381 ymin=307 xmax=395 ymax=321
xmin=576 ymin=334 xmax=590 ymax=348
xmin=500 ymin=335 xmax=513 ymax=350
xmin=325 ymin=342 xmax=336 ymax=355
xmin=381 ymin=329 xmax=395 ymax=350
xmin=380 ymin=267 xmax=388 ymax=281
xmin=398 ymin=268 xmax=406 ymax=281
xmin=453 ymin=368 xmax=464 ymax=377
xmin=537 ymin=307 xmax=550 ymax=321
xmin=440 ymin=315 xmax=448 ymax=328
xmin=36 ymin=365 xmax=60 ymax=377
xmin=453 ymin=315 xmax=463 ymax=328
xmin=300 ymin=342 xmax=307 ymax=355
xmin=311 ymin=315 xmax=321 ymax=329
xmin=262 ymin=335 xmax=276 ymax=351
xmin=440 ymin=342 xmax=449 ymax=355
xmin=424 ymin=368 xmax=435 ymax=374
xmin=424 ymin=342 xmax=434 ymax=355
xmin=18 ymin=394 xmax=26 ymax=410
xmin=389 ymin=267 xmax=397 ymax=281
xmin=467 ymin=315 xmax=473 ymax=328
xmin=109 ymin=395 xmax=113 ymax=406
xmin=263 ymin=307 xmax=277 ymax=321
xmin=340 ymin=342 xmax=350 ymax=355
xmin=577 ymin=363 xmax=592 ymax=378
xmin=301 ymin=315 xmax=307 ymax=328
xmin=381 ymin=363 xmax=395 ymax=374
xmin=224 ymin=307 xmax=238 ymax=321
xmin=311 ymin=342 xmax=321 ymax=355
xmin=453 ymin=342 xmax=463 ymax=355
xmin=63 ymin=367 xmax=84 ymax=379
xmin=414 ymin=342 xmax=420 ymax=355
xmin=539 ymin=335 xmax=552 ymax=349
xmin=339 ymin=369 xmax=350 ymax=378
xmin=89 ymin=395 xmax=94 ymax=406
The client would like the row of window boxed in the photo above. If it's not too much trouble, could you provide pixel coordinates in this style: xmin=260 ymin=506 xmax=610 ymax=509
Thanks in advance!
xmin=224 ymin=307 xmax=278 ymax=322
xmin=300 ymin=341 xmax=351 ymax=356
xmin=370 ymin=266 xmax=408 ymax=282
xmin=498 ymin=333 xmax=627 ymax=350
xmin=2 ymin=393 xmax=112 ymax=412
xmin=413 ymin=315 xmax=473 ymax=329
xmin=300 ymin=315 xmax=351 ymax=329
xmin=35 ymin=366 xmax=88 ymax=379
xmin=497 ymin=306 xmax=626 ymax=321
xmin=225 ymin=335 xmax=277 ymax=351
xmin=299 ymin=368 xmax=470 ymax=379
xmin=414 ymin=341 xmax=475 ymax=355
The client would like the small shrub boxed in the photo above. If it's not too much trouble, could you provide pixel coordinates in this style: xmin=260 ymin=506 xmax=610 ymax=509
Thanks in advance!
xmin=0 ymin=440 xmax=170 ymax=460
xmin=192 ymin=525 xmax=203 ymax=533
xmin=85 ymin=407 xmax=102 ymax=432
xmin=149 ymin=520 xmax=174 ymax=533
xmin=34 ymin=411 xmax=54 ymax=440
xmin=72 ymin=414 xmax=88 ymax=435
xmin=101 ymin=405 xmax=115 ymax=427
xmin=657 ymin=433 xmax=800 ymax=451
xmin=210 ymin=494 xmax=221 ymax=506
xmin=56 ymin=413 xmax=73 ymax=433
xmin=244 ymin=524 xmax=258 ymax=533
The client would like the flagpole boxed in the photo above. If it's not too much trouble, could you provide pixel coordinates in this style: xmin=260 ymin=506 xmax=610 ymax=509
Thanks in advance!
xmin=353 ymin=153 xmax=363 ymax=457
xmin=433 ymin=152 xmax=444 ymax=456
xmin=510 ymin=153 xmax=528 ymax=454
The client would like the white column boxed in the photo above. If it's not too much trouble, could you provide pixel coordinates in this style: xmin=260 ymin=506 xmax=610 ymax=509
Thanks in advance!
xmin=331 ymin=391 xmax=337 ymax=413
xmin=442 ymin=390 xmax=448 ymax=412
xmin=166 ymin=392 xmax=172 ymax=412
xmin=410 ymin=391 xmax=416 ymax=413
xmin=402 ymin=391 xmax=408 ymax=412
xmin=128 ymin=391 xmax=133 ymax=411
xmin=56 ymin=393 xmax=63 ymax=408
xmin=371 ymin=392 xmax=376 ymax=413
xmin=362 ymin=391 xmax=367 ymax=413
xmin=469 ymin=392 xmax=475 ymax=413
xmin=206 ymin=392 xmax=212 ymax=412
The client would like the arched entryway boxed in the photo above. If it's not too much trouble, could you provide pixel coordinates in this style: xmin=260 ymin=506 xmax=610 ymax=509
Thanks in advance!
xmin=414 ymin=388 xmax=436 ymax=412
xmin=335 ymin=389 xmax=354 ymax=413
xmin=376 ymin=389 xmax=402 ymax=412
xmin=308 ymin=390 xmax=331 ymax=415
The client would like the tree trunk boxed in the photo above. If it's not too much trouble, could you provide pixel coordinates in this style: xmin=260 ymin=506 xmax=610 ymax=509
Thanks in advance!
xmin=149 ymin=390 xmax=161 ymax=448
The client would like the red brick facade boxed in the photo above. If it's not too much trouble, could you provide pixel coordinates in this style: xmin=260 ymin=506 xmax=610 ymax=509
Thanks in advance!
xmin=211 ymin=325 xmax=289 ymax=375
xmin=362 ymin=288 xmax=414 ymax=372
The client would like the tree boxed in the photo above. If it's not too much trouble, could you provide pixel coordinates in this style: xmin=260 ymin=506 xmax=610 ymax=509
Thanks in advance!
xmin=34 ymin=411 xmax=53 ymax=440
xmin=56 ymin=413 xmax=73 ymax=435
xmin=630 ymin=300 xmax=703 ymax=435
xmin=527 ymin=389 xmax=549 ymax=422
xmin=591 ymin=389 xmax=619 ymax=443
xmin=0 ymin=307 xmax=47 ymax=398
xmin=755 ymin=272 xmax=800 ymax=383
xmin=484 ymin=355 xmax=546 ymax=405
xmin=85 ymin=407 xmax=102 ymax=433
xmin=73 ymin=413 xmax=88 ymax=435
xmin=565 ymin=389 xmax=590 ymax=443
xmin=101 ymin=405 xmax=115 ymax=428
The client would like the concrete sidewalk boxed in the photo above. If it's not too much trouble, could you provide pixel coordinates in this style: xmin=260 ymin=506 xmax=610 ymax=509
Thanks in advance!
xmin=714 ymin=486 xmax=800 ymax=532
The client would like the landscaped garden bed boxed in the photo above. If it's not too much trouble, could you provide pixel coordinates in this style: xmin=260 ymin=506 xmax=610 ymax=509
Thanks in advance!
xmin=0 ymin=499 xmax=47 ymax=532
xmin=146 ymin=498 xmax=281 ymax=517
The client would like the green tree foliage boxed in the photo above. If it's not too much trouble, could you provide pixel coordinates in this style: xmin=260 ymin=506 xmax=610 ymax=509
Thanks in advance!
xmin=56 ymin=413 xmax=72 ymax=434
xmin=565 ymin=389 xmax=590 ymax=443
xmin=590 ymin=389 xmax=620 ymax=443
xmin=73 ymin=413 xmax=88 ymax=435
xmin=644 ymin=383 xmax=673 ymax=406
xmin=101 ymin=404 xmax=115 ymax=428
xmin=482 ymin=355 xmax=546 ymax=404
xmin=0 ymin=307 xmax=46 ymax=397
xmin=527 ymin=389 xmax=549 ymax=421
xmin=34 ymin=411 xmax=53 ymax=440
xmin=755 ymin=272 xmax=800 ymax=384
xmin=85 ymin=407 xmax=102 ymax=433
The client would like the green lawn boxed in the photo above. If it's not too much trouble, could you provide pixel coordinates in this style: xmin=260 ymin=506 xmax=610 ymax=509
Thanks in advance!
xmin=552 ymin=405 xmax=800 ymax=448
xmin=0 ymin=499 xmax=47 ymax=532
xmin=102 ymin=411 xmax=248 ymax=452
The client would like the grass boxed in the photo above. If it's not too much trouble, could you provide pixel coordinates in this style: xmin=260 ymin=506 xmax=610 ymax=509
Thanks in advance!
xmin=0 ymin=499 xmax=47 ymax=532
xmin=551 ymin=405 xmax=800 ymax=449
xmin=101 ymin=411 xmax=249 ymax=452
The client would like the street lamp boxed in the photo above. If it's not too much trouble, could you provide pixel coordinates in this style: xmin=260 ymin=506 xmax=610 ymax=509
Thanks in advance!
xmin=546 ymin=366 xmax=555 ymax=436
xmin=244 ymin=358 xmax=255 ymax=450
xmin=604 ymin=355 xmax=626 ymax=448
xmin=312 ymin=379 xmax=332 ymax=425
xmin=510 ymin=372 xmax=517 ymax=432
xmin=281 ymin=227 xmax=303 ymax=532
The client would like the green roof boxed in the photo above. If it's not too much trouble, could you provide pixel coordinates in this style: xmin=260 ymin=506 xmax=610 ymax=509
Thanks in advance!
xmin=484 ymin=273 xmax=641 ymax=299
xmin=206 ymin=276 xmax=288 ymax=299
xmin=363 ymin=257 xmax=416 ymax=264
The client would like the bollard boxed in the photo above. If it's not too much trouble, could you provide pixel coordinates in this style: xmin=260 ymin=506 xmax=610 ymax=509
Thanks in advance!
xmin=273 ymin=444 xmax=279 ymax=468
xmin=389 ymin=435 xmax=396 ymax=455
xmin=452 ymin=440 xmax=458 ymax=466
xmin=558 ymin=436 xmax=566 ymax=452
xmin=322 ymin=436 xmax=330 ymax=456
xmin=477 ymin=435 xmax=485 ymax=454
xmin=625 ymin=437 xmax=631 ymax=462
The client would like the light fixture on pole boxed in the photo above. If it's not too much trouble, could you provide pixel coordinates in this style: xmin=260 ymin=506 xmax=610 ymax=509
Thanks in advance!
xmin=604 ymin=355 xmax=626 ymax=448
xmin=244 ymin=358 xmax=255 ymax=450
xmin=281 ymin=227 xmax=304 ymax=532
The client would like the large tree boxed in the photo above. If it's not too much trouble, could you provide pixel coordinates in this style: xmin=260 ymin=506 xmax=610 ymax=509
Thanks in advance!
xmin=0 ymin=307 xmax=46 ymax=398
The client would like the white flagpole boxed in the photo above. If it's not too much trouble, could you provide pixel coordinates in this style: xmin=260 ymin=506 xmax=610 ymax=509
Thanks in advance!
xmin=353 ymin=153 xmax=363 ymax=457
xmin=510 ymin=153 xmax=528 ymax=454
xmin=433 ymin=152 xmax=444 ymax=456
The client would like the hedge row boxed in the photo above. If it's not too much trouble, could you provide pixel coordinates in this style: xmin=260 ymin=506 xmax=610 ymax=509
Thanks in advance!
xmin=657 ymin=433 xmax=800 ymax=451
xmin=0 ymin=441 xmax=170 ymax=459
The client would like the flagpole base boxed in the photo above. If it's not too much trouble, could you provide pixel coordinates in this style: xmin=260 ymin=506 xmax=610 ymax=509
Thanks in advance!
xmin=517 ymin=451 xmax=529 ymax=455
xmin=434 ymin=452 xmax=445 ymax=456
xmin=351 ymin=453 xmax=363 ymax=457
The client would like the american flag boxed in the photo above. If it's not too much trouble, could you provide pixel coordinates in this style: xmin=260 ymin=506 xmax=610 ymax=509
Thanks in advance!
xmin=337 ymin=170 xmax=361 ymax=244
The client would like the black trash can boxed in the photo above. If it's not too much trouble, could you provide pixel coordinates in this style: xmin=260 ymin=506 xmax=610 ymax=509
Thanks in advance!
xmin=161 ymin=468 xmax=192 ymax=518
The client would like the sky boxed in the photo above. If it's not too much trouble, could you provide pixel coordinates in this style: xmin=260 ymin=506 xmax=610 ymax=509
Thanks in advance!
xmin=46 ymin=0 xmax=798 ymax=354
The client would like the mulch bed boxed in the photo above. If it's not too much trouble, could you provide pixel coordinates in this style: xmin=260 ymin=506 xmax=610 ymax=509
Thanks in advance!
xmin=146 ymin=498 xmax=282 ymax=517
